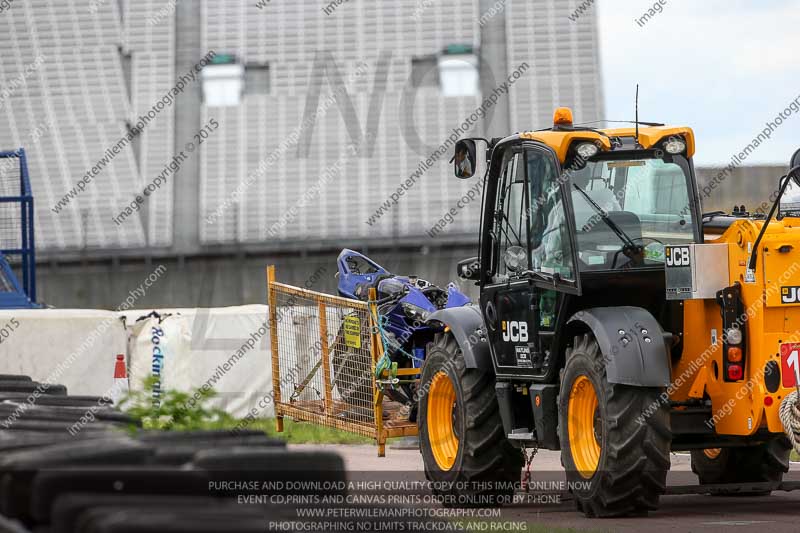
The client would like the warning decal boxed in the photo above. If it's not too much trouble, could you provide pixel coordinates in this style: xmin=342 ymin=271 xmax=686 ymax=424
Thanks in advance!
xmin=343 ymin=315 xmax=362 ymax=349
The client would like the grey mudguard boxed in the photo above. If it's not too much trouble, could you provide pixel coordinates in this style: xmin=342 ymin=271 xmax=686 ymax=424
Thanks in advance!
xmin=426 ymin=305 xmax=492 ymax=371
xmin=567 ymin=306 xmax=671 ymax=387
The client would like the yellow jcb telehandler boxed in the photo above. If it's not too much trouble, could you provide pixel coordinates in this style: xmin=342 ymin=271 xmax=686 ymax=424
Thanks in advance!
xmin=417 ymin=107 xmax=800 ymax=517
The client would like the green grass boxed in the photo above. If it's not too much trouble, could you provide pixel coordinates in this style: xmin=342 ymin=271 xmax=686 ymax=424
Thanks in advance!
xmin=792 ymin=450 xmax=799 ymax=461
xmin=227 ymin=418 xmax=373 ymax=445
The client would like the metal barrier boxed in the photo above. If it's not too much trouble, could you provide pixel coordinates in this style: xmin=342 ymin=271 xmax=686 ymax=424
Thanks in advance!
xmin=0 ymin=149 xmax=36 ymax=307
xmin=267 ymin=266 xmax=418 ymax=456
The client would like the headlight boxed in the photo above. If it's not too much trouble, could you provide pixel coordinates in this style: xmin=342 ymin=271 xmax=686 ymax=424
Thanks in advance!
xmin=503 ymin=246 xmax=527 ymax=273
xmin=726 ymin=327 xmax=742 ymax=345
xmin=575 ymin=142 xmax=599 ymax=159
xmin=663 ymin=137 xmax=686 ymax=154
xmin=401 ymin=302 xmax=431 ymax=322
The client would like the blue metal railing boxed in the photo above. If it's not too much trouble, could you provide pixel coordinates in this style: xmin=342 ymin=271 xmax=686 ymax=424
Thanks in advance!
xmin=0 ymin=148 xmax=36 ymax=305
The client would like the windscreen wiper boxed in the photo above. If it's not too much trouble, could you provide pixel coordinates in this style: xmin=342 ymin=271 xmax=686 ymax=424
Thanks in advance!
xmin=572 ymin=184 xmax=639 ymax=252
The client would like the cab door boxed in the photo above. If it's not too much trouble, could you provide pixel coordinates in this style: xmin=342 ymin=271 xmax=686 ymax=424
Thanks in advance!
xmin=480 ymin=144 xmax=581 ymax=379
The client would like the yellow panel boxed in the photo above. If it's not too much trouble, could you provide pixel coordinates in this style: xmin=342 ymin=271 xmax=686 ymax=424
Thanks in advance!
xmin=601 ymin=126 xmax=696 ymax=157
xmin=519 ymin=131 xmax=611 ymax=162
xmin=762 ymin=231 xmax=800 ymax=307
xmin=518 ymin=125 xmax=695 ymax=163
xmin=687 ymin=366 xmax=708 ymax=399
xmin=671 ymin=299 xmax=721 ymax=403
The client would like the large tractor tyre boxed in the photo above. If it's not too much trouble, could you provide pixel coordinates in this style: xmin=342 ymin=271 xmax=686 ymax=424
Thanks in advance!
xmin=418 ymin=334 xmax=523 ymax=508
xmin=691 ymin=438 xmax=791 ymax=493
xmin=558 ymin=333 xmax=671 ymax=517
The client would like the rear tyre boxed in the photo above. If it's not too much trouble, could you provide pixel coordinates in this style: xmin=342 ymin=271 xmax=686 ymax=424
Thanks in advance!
xmin=418 ymin=334 xmax=523 ymax=507
xmin=691 ymin=438 xmax=791 ymax=494
xmin=558 ymin=333 xmax=671 ymax=517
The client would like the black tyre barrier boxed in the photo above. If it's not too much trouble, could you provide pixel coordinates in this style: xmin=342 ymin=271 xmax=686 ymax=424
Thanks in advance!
xmin=50 ymin=494 xmax=228 ymax=533
xmin=0 ymin=382 xmax=66 ymax=395
xmin=191 ymin=447 xmax=344 ymax=472
xmin=0 ymin=395 xmax=110 ymax=407
xmin=0 ymin=390 xmax=361 ymax=532
xmin=29 ymin=468 xmax=210 ymax=523
xmin=0 ymin=404 xmax=137 ymax=426
xmin=0 ymin=431 xmax=120 ymax=453
xmin=193 ymin=448 xmax=347 ymax=501
xmin=136 ymin=429 xmax=269 ymax=442
xmin=0 ymin=513 xmax=30 ymax=533
xmin=74 ymin=507 xmax=284 ymax=533
xmin=0 ymin=437 xmax=152 ymax=469
xmin=0 ymin=438 xmax=155 ymax=522
xmin=147 ymin=436 xmax=285 ymax=466
xmin=0 ymin=420 xmax=118 ymax=433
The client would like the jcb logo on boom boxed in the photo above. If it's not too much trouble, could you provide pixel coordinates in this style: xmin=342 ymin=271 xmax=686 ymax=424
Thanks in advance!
xmin=665 ymin=246 xmax=690 ymax=267
xmin=502 ymin=321 xmax=528 ymax=342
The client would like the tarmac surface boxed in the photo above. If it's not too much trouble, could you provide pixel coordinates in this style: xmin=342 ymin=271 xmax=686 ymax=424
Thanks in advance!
xmin=292 ymin=443 xmax=800 ymax=533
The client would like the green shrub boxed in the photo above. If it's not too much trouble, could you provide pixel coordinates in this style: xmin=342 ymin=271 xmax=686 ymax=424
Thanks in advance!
xmin=120 ymin=376 xmax=235 ymax=431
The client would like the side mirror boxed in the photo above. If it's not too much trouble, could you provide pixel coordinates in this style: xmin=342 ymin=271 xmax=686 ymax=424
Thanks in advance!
xmin=457 ymin=256 xmax=480 ymax=281
xmin=453 ymin=139 xmax=477 ymax=179
xmin=791 ymin=148 xmax=800 ymax=184
xmin=791 ymin=148 xmax=800 ymax=169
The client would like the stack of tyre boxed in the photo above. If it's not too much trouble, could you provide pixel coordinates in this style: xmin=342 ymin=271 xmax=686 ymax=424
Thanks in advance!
xmin=0 ymin=374 xmax=410 ymax=533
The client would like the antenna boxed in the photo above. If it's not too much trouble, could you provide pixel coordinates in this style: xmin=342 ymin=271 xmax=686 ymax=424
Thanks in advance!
xmin=635 ymin=84 xmax=640 ymax=147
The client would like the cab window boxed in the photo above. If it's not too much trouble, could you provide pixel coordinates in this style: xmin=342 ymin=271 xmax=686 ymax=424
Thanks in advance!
xmin=492 ymin=152 xmax=527 ymax=281
xmin=569 ymin=156 xmax=696 ymax=270
xmin=528 ymin=150 xmax=575 ymax=281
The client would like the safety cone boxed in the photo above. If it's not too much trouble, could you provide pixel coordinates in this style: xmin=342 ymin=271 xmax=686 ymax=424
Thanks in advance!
xmin=111 ymin=354 xmax=129 ymax=406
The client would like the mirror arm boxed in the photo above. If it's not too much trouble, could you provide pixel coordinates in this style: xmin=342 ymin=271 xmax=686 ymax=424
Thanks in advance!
xmin=748 ymin=173 xmax=792 ymax=273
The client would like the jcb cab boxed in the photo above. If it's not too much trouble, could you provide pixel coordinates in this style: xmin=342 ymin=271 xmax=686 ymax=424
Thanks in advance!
xmin=418 ymin=107 xmax=800 ymax=517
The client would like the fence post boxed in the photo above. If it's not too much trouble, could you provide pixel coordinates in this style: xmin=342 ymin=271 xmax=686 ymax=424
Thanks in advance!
xmin=267 ymin=265 xmax=284 ymax=432
xmin=368 ymin=287 xmax=387 ymax=456
xmin=318 ymin=301 xmax=334 ymax=414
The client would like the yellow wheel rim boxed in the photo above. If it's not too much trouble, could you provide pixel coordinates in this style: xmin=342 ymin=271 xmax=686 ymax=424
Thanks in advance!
xmin=427 ymin=371 xmax=459 ymax=470
xmin=568 ymin=375 xmax=601 ymax=479
xmin=703 ymin=448 xmax=722 ymax=460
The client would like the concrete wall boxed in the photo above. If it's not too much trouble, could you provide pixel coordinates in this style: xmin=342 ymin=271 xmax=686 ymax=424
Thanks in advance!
xmin=35 ymin=245 xmax=480 ymax=310
xmin=696 ymin=165 xmax=785 ymax=213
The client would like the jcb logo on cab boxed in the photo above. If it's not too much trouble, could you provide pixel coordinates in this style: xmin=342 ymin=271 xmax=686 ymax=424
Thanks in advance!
xmin=665 ymin=246 xmax=690 ymax=267
xmin=502 ymin=321 xmax=528 ymax=342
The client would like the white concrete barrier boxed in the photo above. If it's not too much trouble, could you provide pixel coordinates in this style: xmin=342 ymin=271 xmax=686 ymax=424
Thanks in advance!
xmin=0 ymin=309 xmax=126 ymax=397
xmin=121 ymin=305 xmax=272 ymax=418
xmin=0 ymin=305 xmax=324 ymax=420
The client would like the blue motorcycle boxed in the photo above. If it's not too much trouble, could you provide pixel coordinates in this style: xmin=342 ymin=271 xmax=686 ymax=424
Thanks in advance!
xmin=332 ymin=249 xmax=470 ymax=419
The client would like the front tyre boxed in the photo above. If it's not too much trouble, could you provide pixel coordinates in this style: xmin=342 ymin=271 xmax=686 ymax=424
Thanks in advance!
xmin=558 ymin=333 xmax=671 ymax=517
xmin=418 ymin=334 xmax=523 ymax=507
